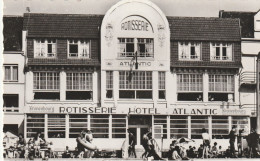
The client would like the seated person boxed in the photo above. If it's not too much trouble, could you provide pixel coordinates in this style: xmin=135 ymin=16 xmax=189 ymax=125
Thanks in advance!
xmin=198 ymin=144 xmax=203 ymax=158
xmin=172 ymin=146 xmax=181 ymax=160
xmin=211 ymin=142 xmax=218 ymax=157
xmin=62 ymin=146 xmax=71 ymax=158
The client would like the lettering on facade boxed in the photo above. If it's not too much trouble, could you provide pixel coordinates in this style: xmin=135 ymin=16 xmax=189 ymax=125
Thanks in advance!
xmin=128 ymin=108 xmax=160 ymax=114
xmin=121 ymin=20 xmax=149 ymax=31
xmin=171 ymin=108 xmax=218 ymax=115
xmin=119 ymin=62 xmax=151 ymax=67
xmin=59 ymin=107 xmax=116 ymax=114
xmin=222 ymin=109 xmax=246 ymax=115
xmin=29 ymin=106 xmax=54 ymax=113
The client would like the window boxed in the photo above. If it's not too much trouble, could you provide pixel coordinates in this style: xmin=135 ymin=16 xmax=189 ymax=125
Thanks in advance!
xmin=212 ymin=116 xmax=229 ymax=139
xmin=34 ymin=39 xmax=57 ymax=58
xmin=170 ymin=116 xmax=188 ymax=139
xmin=178 ymin=42 xmax=201 ymax=60
xmin=208 ymin=75 xmax=234 ymax=102
xmin=154 ymin=116 xmax=167 ymax=139
xmin=3 ymin=94 xmax=19 ymax=112
xmin=232 ymin=116 xmax=249 ymax=130
xmin=210 ymin=43 xmax=232 ymax=61
xmin=191 ymin=116 xmax=208 ymax=139
xmin=68 ymin=39 xmax=90 ymax=58
xmin=33 ymin=72 xmax=60 ymax=100
xmin=112 ymin=115 xmax=126 ymax=138
xmin=48 ymin=114 xmax=65 ymax=138
xmin=158 ymin=72 xmax=165 ymax=99
xmin=177 ymin=74 xmax=203 ymax=101
xmin=90 ymin=115 xmax=109 ymax=138
xmin=106 ymin=71 xmax=113 ymax=99
xmin=4 ymin=65 xmax=18 ymax=81
xmin=119 ymin=71 xmax=152 ymax=99
xmin=27 ymin=114 xmax=45 ymax=138
xmin=66 ymin=73 xmax=93 ymax=100
xmin=118 ymin=38 xmax=154 ymax=58
xmin=69 ymin=115 xmax=88 ymax=138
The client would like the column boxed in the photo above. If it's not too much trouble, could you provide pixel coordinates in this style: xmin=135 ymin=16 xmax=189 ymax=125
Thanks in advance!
xmin=65 ymin=114 xmax=69 ymax=139
xmin=25 ymin=71 xmax=34 ymax=102
xmin=228 ymin=116 xmax=232 ymax=131
xmin=109 ymin=114 xmax=112 ymax=139
xmin=234 ymin=74 xmax=239 ymax=104
xmin=167 ymin=71 xmax=176 ymax=105
xmin=153 ymin=71 xmax=158 ymax=106
xmin=100 ymin=70 xmax=106 ymax=106
xmin=137 ymin=128 xmax=141 ymax=145
xmin=60 ymin=71 xmax=66 ymax=101
xmin=167 ymin=115 xmax=170 ymax=139
xmin=208 ymin=116 xmax=212 ymax=138
xmin=188 ymin=116 xmax=191 ymax=138
xmin=152 ymin=115 xmax=154 ymax=138
xmin=203 ymin=71 xmax=209 ymax=102
xmin=24 ymin=114 xmax=27 ymax=139
xmin=114 ymin=71 xmax=119 ymax=106
xmin=44 ymin=114 xmax=48 ymax=139
xmin=93 ymin=68 xmax=98 ymax=104
xmin=88 ymin=115 xmax=91 ymax=130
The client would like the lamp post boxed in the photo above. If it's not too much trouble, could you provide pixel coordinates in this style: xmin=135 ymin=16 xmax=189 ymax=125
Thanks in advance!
xmin=256 ymin=52 xmax=260 ymax=134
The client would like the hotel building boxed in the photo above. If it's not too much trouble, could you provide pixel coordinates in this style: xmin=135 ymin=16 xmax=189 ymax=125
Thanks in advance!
xmin=3 ymin=0 xmax=254 ymax=153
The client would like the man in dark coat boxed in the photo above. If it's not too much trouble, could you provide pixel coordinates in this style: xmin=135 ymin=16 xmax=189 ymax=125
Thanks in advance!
xmin=247 ymin=129 xmax=259 ymax=158
xmin=229 ymin=126 xmax=236 ymax=158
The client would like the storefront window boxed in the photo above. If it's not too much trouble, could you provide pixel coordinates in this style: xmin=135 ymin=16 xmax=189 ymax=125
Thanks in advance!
xmin=69 ymin=114 xmax=88 ymax=138
xmin=33 ymin=72 xmax=60 ymax=100
xmin=177 ymin=74 xmax=203 ymax=101
xmin=232 ymin=116 xmax=249 ymax=131
xmin=118 ymin=38 xmax=153 ymax=58
xmin=191 ymin=116 xmax=208 ymax=139
xmin=170 ymin=116 xmax=188 ymax=139
xmin=90 ymin=115 xmax=109 ymax=138
xmin=158 ymin=72 xmax=165 ymax=99
xmin=212 ymin=116 xmax=229 ymax=139
xmin=106 ymin=71 xmax=113 ymax=99
xmin=48 ymin=114 xmax=66 ymax=138
xmin=154 ymin=116 xmax=167 ymax=139
xmin=208 ymin=75 xmax=234 ymax=102
xmin=119 ymin=71 xmax=152 ymax=99
xmin=66 ymin=73 xmax=93 ymax=100
xmin=27 ymin=114 xmax=45 ymax=138
xmin=112 ymin=115 xmax=126 ymax=138
xmin=178 ymin=42 xmax=201 ymax=60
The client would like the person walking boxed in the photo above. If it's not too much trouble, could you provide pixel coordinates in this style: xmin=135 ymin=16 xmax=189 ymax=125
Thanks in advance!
xmin=229 ymin=126 xmax=236 ymax=158
xmin=201 ymin=128 xmax=210 ymax=159
xmin=141 ymin=130 xmax=150 ymax=158
xmin=127 ymin=129 xmax=137 ymax=158
xmin=146 ymin=132 xmax=162 ymax=160
xmin=237 ymin=129 xmax=244 ymax=157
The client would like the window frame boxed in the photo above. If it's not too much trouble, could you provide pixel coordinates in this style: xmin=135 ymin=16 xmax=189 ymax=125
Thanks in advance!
xmin=106 ymin=71 xmax=113 ymax=99
xmin=67 ymin=39 xmax=91 ymax=59
xmin=178 ymin=42 xmax=201 ymax=60
xmin=34 ymin=39 xmax=57 ymax=58
xmin=3 ymin=64 xmax=18 ymax=82
xmin=210 ymin=42 xmax=232 ymax=61
xmin=33 ymin=72 xmax=60 ymax=91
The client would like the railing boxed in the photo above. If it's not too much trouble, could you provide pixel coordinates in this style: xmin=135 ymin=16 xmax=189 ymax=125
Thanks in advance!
xmin=240 ymin=71 xmax=256 ymax=84
xmin=3 ymin=107 xmax=19 ymax=112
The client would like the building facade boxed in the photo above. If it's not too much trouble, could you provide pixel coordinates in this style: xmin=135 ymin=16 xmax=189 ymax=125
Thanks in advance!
xmin=3 ymin=0 xmax=253 ymax=152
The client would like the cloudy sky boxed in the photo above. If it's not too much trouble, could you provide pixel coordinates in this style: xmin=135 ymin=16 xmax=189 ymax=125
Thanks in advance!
xmin=2 ymin=0 xmax=260 ymax=17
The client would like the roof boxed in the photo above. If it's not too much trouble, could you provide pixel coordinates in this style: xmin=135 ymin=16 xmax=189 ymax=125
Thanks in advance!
xmin=167 ymin=16 xmax=241 ymax=41
xmin=23 ymin=13 xmax=241 ymax=41
xmin=3 ymin=16 xmax=23 ymax=51
xmin=23 ymin=13 xmax=104 ymax=38
xmin=219 ymin=10 xmax=256 ymax=38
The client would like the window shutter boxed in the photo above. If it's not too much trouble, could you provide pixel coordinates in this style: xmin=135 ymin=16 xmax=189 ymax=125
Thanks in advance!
xmin=12 ymin=66 xmax=18 ymax=81
xmin=35 ymin=40 xmax=41 ymax=57
xmin=78 ymin=41 xmax=82 ymax=57
xmin=227 ymin=44 xmax=232 ymax=60
xmin=195 ymin=43 xmax=200 ymax=58
xmin=52 ymin=42 xmax=56 ymax=55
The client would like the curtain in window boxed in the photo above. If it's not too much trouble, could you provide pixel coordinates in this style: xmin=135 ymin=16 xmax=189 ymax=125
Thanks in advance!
xmin=4 ymin=66 xmax=11 ymax=80
xmin=227 ymin=44 xmax=232 ymax=60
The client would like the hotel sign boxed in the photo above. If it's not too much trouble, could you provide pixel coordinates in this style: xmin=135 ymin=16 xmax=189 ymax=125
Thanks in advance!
xmin=120 ymin=16 xmax=153 ymax=32
xmin=119 ymin=61 xmax=151 ymax=67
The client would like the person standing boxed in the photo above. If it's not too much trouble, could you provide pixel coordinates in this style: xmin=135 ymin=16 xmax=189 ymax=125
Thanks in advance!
xmin=16 ymin=133 xmax=26 ymax=158
xmin=146 ymin=132 xmax=162 ymax=160
xmin=141 ymin=130 xmax=150 ymax=159
xmin=248 ymin=129 xmax=259 ymax=158
xmin=201 ymin=128 xmax=210 ymax=159
xmin=237 ymin=129 xmax=243 ymax=157
xmin=229 ymin=126 xmax=236 ymax=158
xmin=127 ymin=129 xmax=137 ymax=158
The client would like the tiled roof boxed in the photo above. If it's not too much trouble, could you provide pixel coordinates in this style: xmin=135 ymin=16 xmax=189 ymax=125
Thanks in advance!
xmin=23 ymin=13 xmax=241 ymax=41
xmin=23 ymin=13 xmax=104 ymax=38
xmin=167 ymin=16 xmax=241 ymax=41
xmin=3 ymin=16 xmax=23 ymax=51
xmin=219 ymin=10 xmax=256 ymax=38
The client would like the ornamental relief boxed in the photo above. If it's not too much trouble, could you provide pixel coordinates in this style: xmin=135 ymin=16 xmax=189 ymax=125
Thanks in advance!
xmin=105 ymin=23 xmax=114 ymax=46
xmin=158 ymin=24 xmax=166 ymax=47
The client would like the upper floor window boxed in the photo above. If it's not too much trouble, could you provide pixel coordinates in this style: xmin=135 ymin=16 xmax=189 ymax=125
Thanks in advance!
xmin=178 ymin=42 xmax=201 ymax=60
xmin=68 ymin=39 xmax=90 ymax=58
xmin=210 ymin=43 xmax=232 ymax=61
xmin=3 ymin=65 xmax=18 ymax=82
xmin=118 ymin=38 xmax=153 ymax=58
xmin=158 ymin=72 xmax=166 ymax=99
xmin=106 ymin=71 xmax=113 ymax=99
xmin=34 ymin=39 xmax=57 ymax=58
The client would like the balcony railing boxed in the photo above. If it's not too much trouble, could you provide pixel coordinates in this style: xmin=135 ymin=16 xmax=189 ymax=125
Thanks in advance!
xmin=3 ymin=107 xmax=19 ymax=112
xmin=240 ymin=71 xmax=256 ymax=84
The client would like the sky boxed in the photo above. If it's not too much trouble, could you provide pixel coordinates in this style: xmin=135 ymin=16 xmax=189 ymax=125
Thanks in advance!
xmin=2 ymin=0 xmax=260 ymax=17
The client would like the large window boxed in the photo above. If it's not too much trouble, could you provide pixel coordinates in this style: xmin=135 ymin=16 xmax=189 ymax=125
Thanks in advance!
xmin=66 ymin=73 xmax=93 ymax=100
xmin=27 ymin=114 xmax=45 ymax=138
xmin=208 ymin=75 xmax=234 ymax=102
xmin=119 ymin=71 xmax=152 ymax=99
xmin=106 ymin=71 xmax=113 ymax=99
xmin=69 ymin=115 xmax=88 ymax=138
xmin=158 ymin=72 xmax=165 ymax=99
xmin=48 ymin=115 xmax=66 ymax=138
xmin=112 ymin=115 xmax=126 ymax=138
xmin=33 ymin=72 xmax=60 ymax=100
xmin=191 ymin=116 xmax=208 ymax=139
xmin=34 ymin=39 xmax=57 ymax=58
xmin=68 ymin=39 xmax=90 ymax=58
xmin=210 ymin=42 xmax=232 ymax=61
xmin=3 ymin=65 xmax=18 ymax=81
xmin=170 ymin=116 xmax=188 ymax=139
xmin=118 ymin=38 xmax=153 ymax=58
xmin=178 ymin=42 xmax=201 ymax=60
xmin=212 ymin=116 xmax=229 ymax=139
xmin=154 ymin=116 xmax=167 ymax=139
xmin=232 ymin=116 xmax=249 ymax=130
xmin=90 ymin=115 xmax=109 ymax=138
xmin=3 ymin=94 xmax=19 ymax=112
xmin=177 ymin=74 xmax=203 ymax=101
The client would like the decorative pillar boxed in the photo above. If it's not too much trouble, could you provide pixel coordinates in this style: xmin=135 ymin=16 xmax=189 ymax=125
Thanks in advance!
xmin=93 ymin=68 xmax=98 ymax=104
xmin=109 ymin=114 xmax=112 ymax=139
xmin=208 ymin=116 xmax=212 ymax=138
xmin=167 ymin=115 xmax=170 ymax=139
xmin=100 ymin=70 xmax=106 ymax=106
xmin=25 ymin=71 xmax=34 ymax=102
xmin=65 ymin=114 xmax=69 ymax=139
xmin=153 ymin=71 xmax=158 ymax=106
xmin=203 ymin=70 xmax=209 ymax=102
xmin=24 ymin=114 xmax=27 ymax=139
xmin=60 ymin=71 xmax=66 ymax=101
xmin=228 ymin=116 xmax=232 ymax=131
xmin=188 ymin=116 xmax=191 ymax=138
xmin=234 ymin=74 xmax=239 ymax=104
xmin=44 ymin=114 xmax=48 ymax=139
xmin=114 ymin=71 xmax=119 ymax=106
xmin=88 ymin=115 xmax=91 ymax=130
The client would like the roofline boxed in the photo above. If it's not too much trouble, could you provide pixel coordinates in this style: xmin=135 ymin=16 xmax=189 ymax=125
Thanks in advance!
xmin=219 ymin=10 xmax=257 ymax=14
xmin=23 ymin=12 xmax=104 ymax=17
xmin=3 ymin=15 xmax=23 ymax=17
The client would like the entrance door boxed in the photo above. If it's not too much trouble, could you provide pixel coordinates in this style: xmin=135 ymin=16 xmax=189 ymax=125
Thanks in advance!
xmin=128 ymin=125 xmax=149 ymax=147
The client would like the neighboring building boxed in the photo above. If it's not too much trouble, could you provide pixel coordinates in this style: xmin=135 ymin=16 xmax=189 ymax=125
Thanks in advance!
xmin=3 ymin=0 xmax=251 ymax=153
xmin=3 ymin=16 xmax=25 ymax=135
xmin=220 ymin=10 xmax=260 ymax=130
